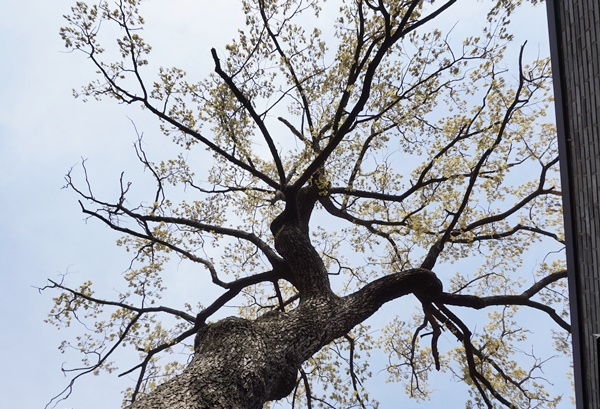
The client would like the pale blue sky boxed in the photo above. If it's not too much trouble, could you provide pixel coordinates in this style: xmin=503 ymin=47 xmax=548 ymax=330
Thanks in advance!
xmin=0 ymin=1 xmax=570 ymax=408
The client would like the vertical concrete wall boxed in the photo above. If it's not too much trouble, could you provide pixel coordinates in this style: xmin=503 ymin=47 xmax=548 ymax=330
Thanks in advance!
xmin=546 ymin=0 xmax=600 ymax=407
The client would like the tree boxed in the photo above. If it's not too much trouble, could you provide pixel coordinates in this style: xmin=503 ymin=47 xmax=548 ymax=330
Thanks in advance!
xmin=44 ymin=0 xmax=569 ymax=408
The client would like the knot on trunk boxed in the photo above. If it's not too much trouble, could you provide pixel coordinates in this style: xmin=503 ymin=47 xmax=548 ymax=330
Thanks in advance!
xmin=407 ymin=268 xmax=443 ymax=301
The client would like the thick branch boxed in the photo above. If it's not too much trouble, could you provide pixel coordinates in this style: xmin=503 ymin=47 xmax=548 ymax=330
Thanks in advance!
xmin=195 ymin=271 xmax=282 ymax=325
xmin=342 ymin=268 xmax=442 ymax=326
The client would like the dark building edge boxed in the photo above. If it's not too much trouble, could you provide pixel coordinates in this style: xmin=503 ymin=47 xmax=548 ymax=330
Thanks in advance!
xmin=546 ymin=0 xmax=599 ymax=407
xmin=545 ymin=0 xmax=586 ymax=406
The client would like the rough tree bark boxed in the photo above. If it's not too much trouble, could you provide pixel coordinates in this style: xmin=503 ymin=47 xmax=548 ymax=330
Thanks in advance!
xmin=127 ymin=186 xmax=442 ymax=409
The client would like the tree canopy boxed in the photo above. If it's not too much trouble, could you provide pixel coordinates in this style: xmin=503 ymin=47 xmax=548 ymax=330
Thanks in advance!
xmin=44 ymin=0 xmax=569 ymax=408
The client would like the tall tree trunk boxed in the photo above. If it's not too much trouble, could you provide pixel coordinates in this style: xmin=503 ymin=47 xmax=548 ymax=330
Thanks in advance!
xmin=128 ymin=195 xmax=442 ymax=409
xmin=127 ymin=278 xmax=441 ymax=408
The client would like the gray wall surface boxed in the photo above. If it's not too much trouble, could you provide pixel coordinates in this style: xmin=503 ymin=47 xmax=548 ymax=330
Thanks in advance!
xmin=547 ymin=0 xmax=600 ymax=407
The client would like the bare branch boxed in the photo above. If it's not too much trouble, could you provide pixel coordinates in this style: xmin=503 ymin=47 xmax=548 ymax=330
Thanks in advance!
xmin=211 ymin=48 xmax=287 ymax=186
xmin=43 ymin=279 xmax=194 ymax=323
xmin=438 ymin=270 xmax=570 ymax=331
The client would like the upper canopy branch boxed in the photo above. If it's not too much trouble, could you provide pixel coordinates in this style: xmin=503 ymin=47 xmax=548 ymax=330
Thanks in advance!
xmin=257 ymin=0 xmax=316 ymax=136
xmin=438 ymin=270 xmax=570 ymax=331
xmin=456 ymin=157 xmax=560 ymax=235
xmin=64 ymin=4 xmax=282 ymax=190
xmin=292 ymin=0 xmax=458 ymax=192
xmin=422 ymin=43 xmax=533 ymax=270
xmin=211 ymin=48 xmax=287 ymax=187
xmin=142 ymin=99 xmax=281 ymax=189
